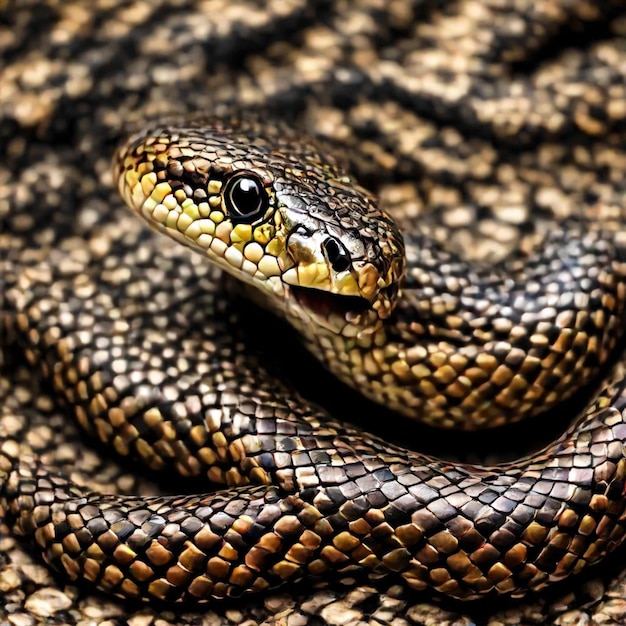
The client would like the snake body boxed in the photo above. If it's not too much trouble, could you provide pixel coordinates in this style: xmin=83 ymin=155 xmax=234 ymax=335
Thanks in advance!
xmin=2 ymin=0 xmax=626 ymax=614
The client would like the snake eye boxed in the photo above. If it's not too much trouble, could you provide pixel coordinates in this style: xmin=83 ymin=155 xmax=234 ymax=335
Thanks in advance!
xmin=323 ymin=237 xmax=351 ymax=272
xmin=223 ymin=172 xmax=268 ymax=222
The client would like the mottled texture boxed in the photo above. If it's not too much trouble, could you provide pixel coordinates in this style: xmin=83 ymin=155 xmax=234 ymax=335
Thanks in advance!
xmin=1 ymin=0 xmax=626 ymax=624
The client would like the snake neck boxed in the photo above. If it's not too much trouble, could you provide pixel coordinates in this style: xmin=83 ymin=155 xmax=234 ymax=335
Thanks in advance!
xmin=277 ymin=226 xmax=626 ymax=430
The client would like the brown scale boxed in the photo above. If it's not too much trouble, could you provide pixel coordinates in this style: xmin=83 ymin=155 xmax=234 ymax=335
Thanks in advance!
xmin=2 ymin=1 xmax=626 ymax=625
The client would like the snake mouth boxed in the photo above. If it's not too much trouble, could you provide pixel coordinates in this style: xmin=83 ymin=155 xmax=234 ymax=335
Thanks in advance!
xmin=290 ymin=285 xmax=371 ymax=319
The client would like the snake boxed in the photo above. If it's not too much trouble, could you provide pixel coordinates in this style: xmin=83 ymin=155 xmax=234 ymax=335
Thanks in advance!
xmin=2 ymin=0 xmax=626 ymax=618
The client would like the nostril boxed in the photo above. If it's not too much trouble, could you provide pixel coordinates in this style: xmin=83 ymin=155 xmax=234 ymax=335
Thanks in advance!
xmin=322 ymin=237 xmax=351 ymax=272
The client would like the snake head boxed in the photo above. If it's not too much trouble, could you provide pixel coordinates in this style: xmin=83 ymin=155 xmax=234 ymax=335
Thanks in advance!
xmin=116 ymin=118 xmax=405 ymax=334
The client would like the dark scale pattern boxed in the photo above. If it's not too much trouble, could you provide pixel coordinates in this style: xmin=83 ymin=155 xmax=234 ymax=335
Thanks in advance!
xmin=2 ymin=0 xmax=626 ymax=625
xmin=4 ymin=203 xmax=626 ymax=602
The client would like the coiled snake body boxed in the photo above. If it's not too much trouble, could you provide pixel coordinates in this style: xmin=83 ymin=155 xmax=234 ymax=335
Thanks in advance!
xmin=2 ymin=0 xmax=626 ymax=614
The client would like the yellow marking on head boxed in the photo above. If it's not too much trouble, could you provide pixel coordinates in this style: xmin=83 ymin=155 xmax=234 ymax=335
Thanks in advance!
xmin=335 ymin=273 xmax=360 ymax=296
xmin=242 ymin=259 xmax=258 ymax=276
xmin=137 ymin=161 xmax=154 ymax=177
xmin=151 ymin=182 xmax=172 ymax=203
xmin=266 ymin=238 xmax=284 ymax=257
xmin=184 ymin=220 xmax=202 ymax=240
xmin=210 ymin=238 xmax=227 ymax=256
xmin=210 ymin=210 xmax=224 ymax=224
xmin=357 ymin=264 xmax=379 ymax=300
xmin=174 ymin=188 xmax=188 ymax=203
xmin=163 ymin=194 xmax=178 ymax=210
xmin=253 ymin=224 xmax=275 ymax=246
xmin=197 ymin=233 xmax=213 ymax=250
xmin=182 ymin=200 xmax=200 ymax=220
xmin=135 ymin=186 xmax=154 ymax=213
xmin=244 ymin=242 xmax=265 ymax=264
xmin=152 ymin=204 xmax=168 ymax=223
xmin=208 ymin=179 xmax=222 ymax=194
xmin=140 ymin=172 xmax=157 ymax=196
xmin=258 ymin=256 xmax=281 ymax=277
xmin=225 ymin=246 xmax=244 ymax=269
xmin=165 ymin=210 xmax=180 ymax=229
xmin=215 ymin=221 xmax=233 ymax=243
xmin=176 ymin=212 xmax=194 ymax=232
xmin=232 ymin=223 xmax=252 ymax=244
xmin=282 ymin=262 xmax=363 ymax=295
xmin=290 ymin=264 xmax=331 ymax=288
xmin=197 ymin=219 xmax=216 ymax=236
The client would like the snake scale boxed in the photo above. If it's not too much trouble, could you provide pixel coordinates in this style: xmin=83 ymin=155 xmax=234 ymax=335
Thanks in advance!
xmin=2 ymin=0 xmax=626 ymax=622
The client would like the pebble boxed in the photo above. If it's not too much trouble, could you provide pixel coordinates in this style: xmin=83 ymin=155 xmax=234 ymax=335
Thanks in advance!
xmin=553 ymin=610 xmax=590 ymax=626
xmin=264 ymin=593 xmax=295 ymax=613
xmin=320 ymin=601 xmax=362 ymax=625
xmin=7 ymin=613 xmax=36 ymax=626
xmin=127 ymin=610 xmax=157 ymax=626
xmin=19 ymin=564 xmax=54 ymax=586
xmin=282 ymin=613 xmax=309 ymax=626
xmin=23 ymin=588 xmax=73 ymax=617
xmin=0 ymin=568 xmax=21 ymax=592
xmin=406 ymin=603 xmax=476 ymax=626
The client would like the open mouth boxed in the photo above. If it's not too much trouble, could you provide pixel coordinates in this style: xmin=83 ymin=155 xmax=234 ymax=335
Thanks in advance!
xmin=290 ymin=285 xmax=371 ymax=319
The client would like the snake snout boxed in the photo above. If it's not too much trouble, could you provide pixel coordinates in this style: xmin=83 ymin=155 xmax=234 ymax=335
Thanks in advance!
xmin=283 ymin=225 xmax=380 ymax=304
